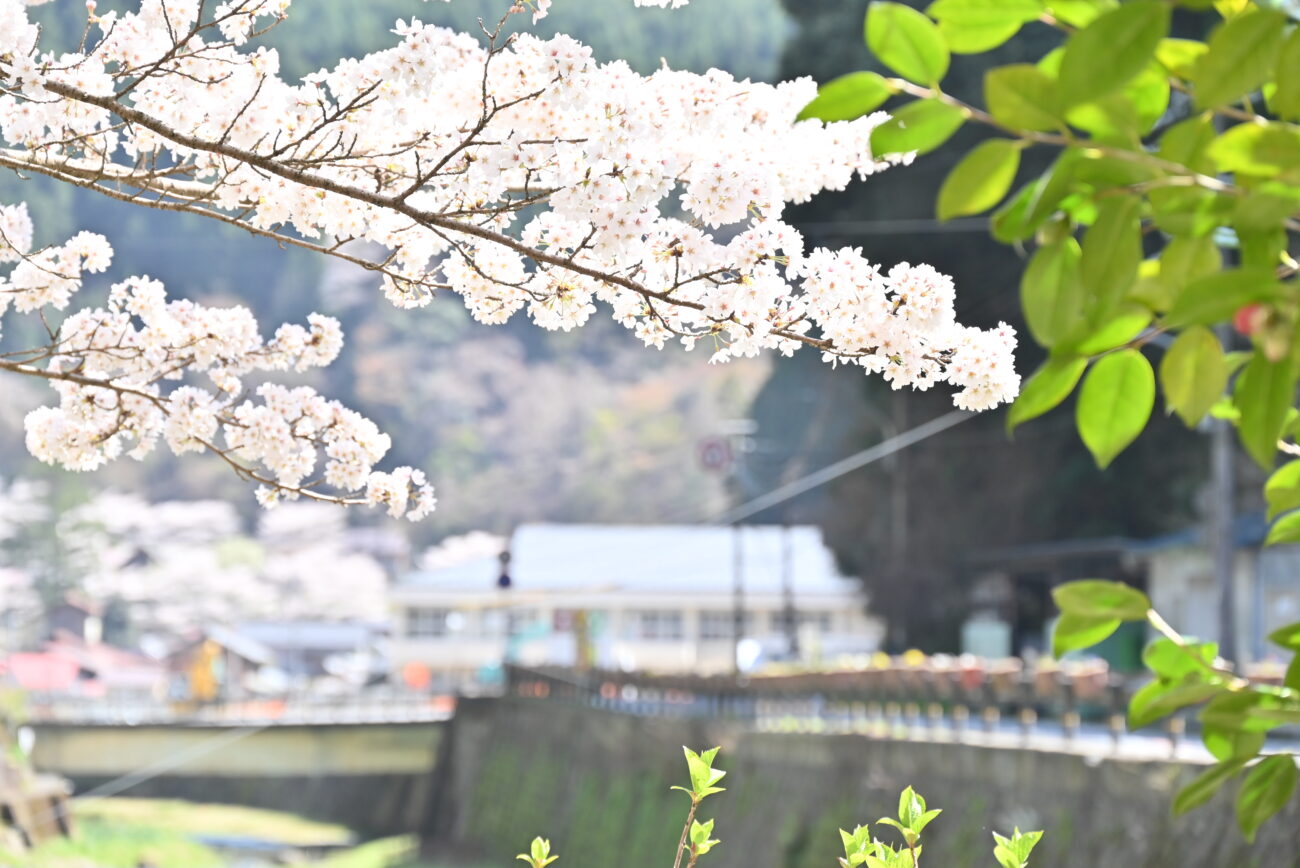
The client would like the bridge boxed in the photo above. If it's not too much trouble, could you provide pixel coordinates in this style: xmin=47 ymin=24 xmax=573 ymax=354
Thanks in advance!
xmin=29 ymin=698 xmax=451 ymax=836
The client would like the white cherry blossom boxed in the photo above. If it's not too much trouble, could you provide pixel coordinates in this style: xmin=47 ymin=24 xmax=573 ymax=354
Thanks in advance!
xmin=0 ymin=0 xmax=1020 ymax=520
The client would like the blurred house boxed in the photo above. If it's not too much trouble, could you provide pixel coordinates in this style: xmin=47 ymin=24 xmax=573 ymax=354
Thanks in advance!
xmin=962 ymin=514 xmax=1300 ymax=667
xmin=0 ymin=635 xmax=164 ymax=699
xmin=168 ymin=626 xmax=276 ymax=700
xmin=388 ymin=524 xmax=883 ymax=687
xmin=235 ymin=620 xmax=388 ymax=686
xmin=1142 ymin=514 xmax=1300 ymax=664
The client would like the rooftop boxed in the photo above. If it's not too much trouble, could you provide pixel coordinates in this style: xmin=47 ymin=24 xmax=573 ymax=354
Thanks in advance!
xmin=398 ymin=523 xmax=860 ymax=597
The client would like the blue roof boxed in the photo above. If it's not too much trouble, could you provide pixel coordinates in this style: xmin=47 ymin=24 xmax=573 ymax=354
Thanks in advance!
xmin=399 ymin=524 xmax=857 ymax=596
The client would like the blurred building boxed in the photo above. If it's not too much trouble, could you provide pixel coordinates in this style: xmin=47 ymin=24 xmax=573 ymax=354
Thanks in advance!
xmin=962 ymin=514 xmax=1300 ymax=668
xmin=388 ymin=524 xmax=882 ymax=687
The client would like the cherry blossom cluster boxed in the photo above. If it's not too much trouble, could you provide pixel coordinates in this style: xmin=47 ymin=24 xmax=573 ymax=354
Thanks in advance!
xmin=1 ymin=205 xmax=435 ymax=520
xmin=0 ymin=0 xmax=1021 ymax=514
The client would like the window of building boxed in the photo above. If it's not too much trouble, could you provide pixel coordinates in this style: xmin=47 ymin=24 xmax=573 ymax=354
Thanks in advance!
xmin=768 ymin=610 xmax=834 ymax=633
xmin=630 ymin=610 xmax=684 ymax=641
xmin=699 ymin=611 xmax=753 ymax=640
xmin=406 ymin=607 xmax=451 ymax=638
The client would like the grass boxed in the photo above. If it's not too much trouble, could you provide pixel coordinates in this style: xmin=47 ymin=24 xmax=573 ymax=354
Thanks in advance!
xmin=0 ymin=798 xmax=435 ymax=868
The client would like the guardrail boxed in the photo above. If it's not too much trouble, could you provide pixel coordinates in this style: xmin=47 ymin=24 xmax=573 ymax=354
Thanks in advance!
xmin=23 ymin=692 xmax=455 ymax=726
xmin=501 ymin=663 xmax=1215 ymax=759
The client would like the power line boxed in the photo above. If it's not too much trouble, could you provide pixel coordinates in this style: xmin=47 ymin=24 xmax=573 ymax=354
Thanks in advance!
xmin=713 ymin=409 xmax=971 ymax=525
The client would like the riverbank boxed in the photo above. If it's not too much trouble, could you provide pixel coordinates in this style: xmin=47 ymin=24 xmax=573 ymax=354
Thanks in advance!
xmin=1 ymin=798 xmax=429 ymax=867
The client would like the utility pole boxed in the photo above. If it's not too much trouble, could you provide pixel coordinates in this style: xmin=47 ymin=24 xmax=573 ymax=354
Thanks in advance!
xmin=732 ymin=524 xmax=744 ymax=675
xmin=780 ymin=523 xmax=799 ymax=660
xmin=1210 ymin=331 xmax=1237 ymax=664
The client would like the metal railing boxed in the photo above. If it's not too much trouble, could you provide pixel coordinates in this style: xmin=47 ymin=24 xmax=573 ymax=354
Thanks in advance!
xmin=23 ymin=691 xmax=455 ymax=726
xmin=501 ymin=663 xmax=1220 ymax=761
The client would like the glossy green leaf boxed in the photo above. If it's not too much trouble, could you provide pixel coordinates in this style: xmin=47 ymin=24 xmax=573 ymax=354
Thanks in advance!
xmin=1235 ymin=351 xmax=1298 ymax=469
xmin=984 ymin=64 xmax=1061 ymax=132
xmin=1265 ymin=461 xmax=1300 ymax=520
xmin=1273 ymin=29 xmax=1300 ymax=121
xmin=799 ymin=72 xmax=893 ymax=122
xmin=1143 ymin=638 xmax=1219 ymax=680
xmin=1067 ymin=305 xmax=1151 ymax=356
xmin=1203 ymin=725 xmax=1265 ymax=763
xmin=1076 ymin=348 xmax=1155 ymax=468
xmin=870 ymin=98 xmax=966 ymax=157
xmin=1080 ymin=195 xmax=1143 ymax=325
xmin=1268 ymin=621 xmax=1300 ymax=651
xmin=1155 ymin=38 xmax=1208 ymax=79
xmin=927 ymin=0 xmax=1043 ymax=53
xmin=1209 ymin=121 xmax=1300 ymax=179
xmin=1044 ymin=0 xmax=1117 ymax=28
xmin=1162 ymin=268 xmax=1281 ymax=330
xmin=1191 ymin=7 xmax=1287 ymax=110
xmin=1129 ymin=678 xmax=1223 ymax=729
xmin=1052 ymin=578 xmax=1150 ymax=620
xmin=1006 ymin=356 xmax=1088 ymax=432
xmin=1052 ymin=612 xmax=1121 ymax=657
xmin=1237 ymin=755 xmax=1297 ymax=843
xmin=937 ymin=139 xmax=1021 ymax=220
xmin=1021 ymin=239 xmax=1084 ymax=347
xmin=1057 ymin=1 xmax=1169 ymax=108
xmin=1155 ymin=236 xmax=1221 ymax=313
xmin=1173 ymin=760 xmax=1249 ymax=816
xmin=1160 ymin=326 xmax=1228 ymax=427
xmin=866 ymin=2 xmax=950 ymax=85
xmin=1265 ymin=510 xmax=1300 ymax=545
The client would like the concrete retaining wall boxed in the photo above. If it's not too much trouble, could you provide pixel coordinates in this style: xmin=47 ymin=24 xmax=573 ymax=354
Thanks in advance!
xmin=31 ymin=721 xmax=443 ymax=836
xmin=429 ymin=698 xmax=1300 ymax=868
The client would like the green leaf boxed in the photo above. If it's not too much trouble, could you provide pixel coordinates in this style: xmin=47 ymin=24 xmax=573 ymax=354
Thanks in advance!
xmin=1237 ymin=755 xmax=1298 ymax=843
xmin=1203 ymin=724 xmax=1265 ymax=763
xmin=1273 ymin=29 xmax=1300 ymax=122
xmin=937 ymin=139 xmax=1020 ymax=220
xmin=1066 ymin=305 xmax=1151 ymax=356
xmin=1209 ymin=121 xmax=1300 ymax=179
xmin=1191 ymin=7 xmax=1287 ymax=110
xmin=897 ymin=786 xmax=923 ymax=828
xmin=1162 ymin=268 xmax=1281 ymax=330
xmin=865 ymin=2 xmax=950 ymax=85
xmin=1155 ymin=38 xmax=1208 ymax=79
xmin=1044 ymin=0 xmax=1116 ymax=28
xmin=984 ymin=64 xmax=1061 ymax=132
xmin=1021 ymin=239 xmax=1084 ymax=347
xmin=1235 ymin=351 xmax=1298 ymax=469
xmin=799 ymin=72 xmax=894 ymax=122
xmin=1154 ymin=236 xmax=1221 ymax=313
xmin=1265 ymin=510 xmax=1300 ymax=545
xmin=1268 ymin=621 xmax=1300 ymax=651
xmin=1057 ymin=1 xmax=1169 ymax=108
xmin=1076 ymin=348 xmax=1155 ymax=468
xmin=1129 ymin=678 xmax=1223 ymax=729
xmin=1160 ymin=326 xmax=1228 ymax=427
xmin=1173 ymin=760 xmax=1249 ymax=816
xmin=1006 ymin=356 xmax=1088 ymax=432
xmin=1052 ymin=578 xmax=1150 ymax=620
xmin=1080 ymin=196 xmax=1143 ymax=325
xmin=928 ymin=0 xmax=1043 ymax=53
xmin=1143 ymin=638 xmax=1219 ymax=680
xmin=1265 ymin=461 xmax=1300 ymax=519
xmin=870 ymin=99 xmax=966 ymax=157
xmin=991 ymin=828 xmax=1043 ymax=868
xmin=1052 ymin=612 xmax=1121 ymax=657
